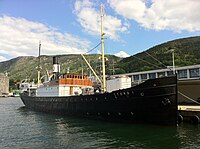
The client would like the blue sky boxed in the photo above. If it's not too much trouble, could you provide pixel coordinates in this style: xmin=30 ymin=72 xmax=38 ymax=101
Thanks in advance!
xmin=0 ymin=0 xmax=199 ymax=62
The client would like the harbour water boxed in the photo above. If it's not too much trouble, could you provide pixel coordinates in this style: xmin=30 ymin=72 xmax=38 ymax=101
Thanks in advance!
xmin=0 ymin=97 xmax=200 ymax=149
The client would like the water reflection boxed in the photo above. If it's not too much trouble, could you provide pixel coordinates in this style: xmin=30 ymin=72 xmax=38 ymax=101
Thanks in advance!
xmin=25 ymin=110 xmax=180 ymax=149
xmin=177 ymin=124 xmax=200 ymax=149
xmin=2 ymin=97 xmax=200 ymax=149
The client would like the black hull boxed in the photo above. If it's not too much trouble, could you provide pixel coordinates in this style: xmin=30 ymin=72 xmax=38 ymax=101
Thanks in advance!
xmin=20 ymin=76 xmax=178 ymax=125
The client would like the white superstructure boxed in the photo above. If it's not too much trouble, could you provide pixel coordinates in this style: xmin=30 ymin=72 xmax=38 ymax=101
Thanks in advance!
xmin=106 ymin=76 xmax=131 ymax=92
xmin=36 ymin=74 xmax=93 ymax=97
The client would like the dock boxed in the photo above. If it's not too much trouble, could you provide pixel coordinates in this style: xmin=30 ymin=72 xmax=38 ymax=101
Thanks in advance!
xmin=178 ymin=105 xmax=200 ymax=124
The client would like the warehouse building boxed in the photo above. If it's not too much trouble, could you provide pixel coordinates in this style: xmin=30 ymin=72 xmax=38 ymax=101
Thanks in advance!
xmin=0 ymin=73 xmax=9 ymax=97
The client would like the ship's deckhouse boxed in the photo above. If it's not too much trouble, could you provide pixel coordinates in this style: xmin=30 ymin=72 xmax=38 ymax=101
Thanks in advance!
xmin=36 ymin=74 xmax=93 ymax=97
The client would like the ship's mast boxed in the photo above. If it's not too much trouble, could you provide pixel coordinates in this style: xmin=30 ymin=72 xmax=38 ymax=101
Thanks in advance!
xmin=101 ymin=4 xmax=106 ymax=92
xmin=37 ymin=41 xmax=41 ymax=85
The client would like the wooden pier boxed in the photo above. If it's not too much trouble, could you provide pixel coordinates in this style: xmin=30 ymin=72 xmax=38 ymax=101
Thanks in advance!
xmin=178 ymin=105 xmax=200 ymax=124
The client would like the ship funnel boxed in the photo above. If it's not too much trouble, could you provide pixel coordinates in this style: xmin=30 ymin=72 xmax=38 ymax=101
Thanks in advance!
xmin=53 ymin=56 xmax=59 ymax=65
xmin=53 ymin=56 xmax=60 ymax=79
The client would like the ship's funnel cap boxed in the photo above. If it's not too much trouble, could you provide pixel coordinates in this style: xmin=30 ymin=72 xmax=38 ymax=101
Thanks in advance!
xmin=53 ymin=56 xmax=59 ymax=64
xmin=53 ymin=56 xmax=60 ymax=73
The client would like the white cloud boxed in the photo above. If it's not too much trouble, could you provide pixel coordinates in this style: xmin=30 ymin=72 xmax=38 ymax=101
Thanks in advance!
xmin=114 ymin=51 xmax=130 ymax=58
xmin=108 ymin=0 xmax=200 ymax=32
xmin=0 ymin=16 xmax=91 ymax=58
xmin=0 ymin=56 xmax=8 ymax=62
xmin=74 ymin=0 xmax=129 ymax=40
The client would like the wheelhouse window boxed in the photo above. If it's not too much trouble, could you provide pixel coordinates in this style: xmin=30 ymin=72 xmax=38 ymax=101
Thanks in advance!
xmin=178 ymin=70 xmax=187 ymax=79
xmin=189 ymin=68 xmax=200 ymax=78
xmin=149 ymin=73 xmax=156 ymax=79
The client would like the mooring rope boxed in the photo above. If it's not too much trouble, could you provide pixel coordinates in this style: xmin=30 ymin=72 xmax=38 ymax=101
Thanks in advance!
xmin=178 ymin=91 xmax=200 ymax=105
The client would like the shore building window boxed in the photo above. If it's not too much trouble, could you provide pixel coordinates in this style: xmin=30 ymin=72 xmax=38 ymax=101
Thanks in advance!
xmin=157 ymin=72 xmax=165 ymax=78
xmin=167 ymin=71 xmax=174 ymax=76
xmin=189 ymin=68 xmax=200 ymax=78
xmin=149 ymin=73 xmax=156 ymax=79
xmin=178 ymin=70 xmax=187 ymax=79
xmin=141 ymin=74 xmax=147 ymax=81
xmin=133 ymin=75 xmax=139 ymax=82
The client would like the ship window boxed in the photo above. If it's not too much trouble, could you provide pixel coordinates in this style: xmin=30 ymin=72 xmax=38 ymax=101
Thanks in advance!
xmin=178 ymin=70 xmax=187 ymax=79
xmin=133 ymin=75 xmax=139 ymax=81
xmin=149 ymin=73 xmax=156 ymax=79
xmin=157 ymin=72 xmax=165 ymax=78
xmin=189 ymin=68 xmax=200 ymax=78
xmin=141 ymin=74 xmax=147 ymax=80
xmin=167 ymin=71 xmax=174 ymax=76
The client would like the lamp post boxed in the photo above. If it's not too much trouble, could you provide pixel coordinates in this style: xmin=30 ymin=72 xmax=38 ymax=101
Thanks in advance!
xmin=171 ymin=49 xmax=175 ymax=74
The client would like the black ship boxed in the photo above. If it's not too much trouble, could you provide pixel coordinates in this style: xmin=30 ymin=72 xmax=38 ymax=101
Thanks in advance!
xmin=20 ymin=4 xmax=178 ymax=125
xmin=20 ymin=56 xmax=178 ymax=125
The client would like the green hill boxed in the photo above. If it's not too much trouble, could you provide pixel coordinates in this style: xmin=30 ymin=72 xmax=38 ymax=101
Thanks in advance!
xmin=117 ymin=36 xmax=200 ymax=73
xmin=0 ymin=36 xmax=200 ymax=83
xmin=0 ymin=54 xmax=121 ymax=82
